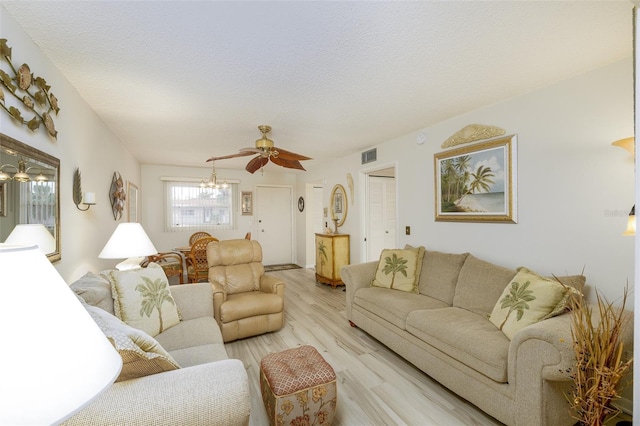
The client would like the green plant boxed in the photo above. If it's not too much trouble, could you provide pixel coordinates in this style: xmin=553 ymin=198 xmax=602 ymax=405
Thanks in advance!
xmin=566 ymin=287 xmax=633 ymax=426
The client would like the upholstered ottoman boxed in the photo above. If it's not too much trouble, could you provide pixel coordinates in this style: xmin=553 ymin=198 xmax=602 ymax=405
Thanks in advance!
xmin=260 ymin=345 xmax=337 ymax=426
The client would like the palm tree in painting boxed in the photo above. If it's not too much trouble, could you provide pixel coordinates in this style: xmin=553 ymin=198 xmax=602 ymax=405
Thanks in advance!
xmin=136 ymin=276 xmax=175 ymax=334
xmin=453 ymin=155 xmax=471 ymax=200
xmin=441 ymin=159 xmax=456 ymax=203
xmin=498 ymin=280 xmax=535 ymax=330
xmin=383 ymin=253 xmax=408 ymax=289
xmin=456 ymin=164 xmax=495 ymax=205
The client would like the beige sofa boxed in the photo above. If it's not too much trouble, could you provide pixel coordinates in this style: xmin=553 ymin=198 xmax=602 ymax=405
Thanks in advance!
xmin=342 ymin=249 xmax=584 ymax=426
xmin=67 ymin=273 xmax=251 ymax=426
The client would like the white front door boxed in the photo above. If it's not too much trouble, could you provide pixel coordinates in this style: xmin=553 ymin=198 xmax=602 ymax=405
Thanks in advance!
xmin=366 ymin=174 xmax=397 ymax=261
xmin=256 ymin=185 xmax=293 ymax=265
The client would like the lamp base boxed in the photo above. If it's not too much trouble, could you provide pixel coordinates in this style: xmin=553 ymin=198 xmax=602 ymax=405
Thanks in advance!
xmin=115 ymin=257 xmax=145 ymax=271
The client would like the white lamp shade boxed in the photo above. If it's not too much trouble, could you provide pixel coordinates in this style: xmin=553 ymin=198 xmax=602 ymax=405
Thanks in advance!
xmin=5 ymin=224 xmax=56 ymax=253
xmin=0 ymin=245 xmax=122 ymax=425
xmin=99 ymin=222 xmax=158 ymax=259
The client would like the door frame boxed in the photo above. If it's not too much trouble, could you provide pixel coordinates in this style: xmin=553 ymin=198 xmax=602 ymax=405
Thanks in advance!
xmin=255 ymin=184 xmax=295 ymax=265
xmin=359 ymin=161 xmax=398 ymax=264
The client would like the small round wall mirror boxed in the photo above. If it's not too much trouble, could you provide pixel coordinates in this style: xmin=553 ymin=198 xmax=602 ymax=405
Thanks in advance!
xmin=330 ymin=184 xmax=348 ymax=228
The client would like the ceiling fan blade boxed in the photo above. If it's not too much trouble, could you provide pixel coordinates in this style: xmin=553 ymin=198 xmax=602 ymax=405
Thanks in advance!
xmin=270 ymin=156 xmax=306 ymax=171
xmin=207 ymin=151 xmax=254 ymax=162
xmin=246 ymin=155 xmax=269 ymax=174
xmin=239 ymin=147 xmax=263 ymax=155
xmin=273 ymin=147 xmax=312 ymax=161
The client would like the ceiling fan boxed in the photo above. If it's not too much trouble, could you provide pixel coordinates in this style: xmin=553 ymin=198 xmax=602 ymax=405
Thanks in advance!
xmin=207 ymin=125 xmax=312 ymax=174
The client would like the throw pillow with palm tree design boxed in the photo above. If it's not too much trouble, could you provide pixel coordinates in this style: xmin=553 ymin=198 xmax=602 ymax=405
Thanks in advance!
xmin=489 ymin=267 xmax=569 ymax=339
xmin=371 ymin=247 xmax=425 ymax=293
xmin=107 ymin=263 xmax=181 ymax=337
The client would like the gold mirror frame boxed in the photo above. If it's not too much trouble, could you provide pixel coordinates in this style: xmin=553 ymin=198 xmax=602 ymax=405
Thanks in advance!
xmin=330 ymin=184 xmax=348 ymax=228
xmin=0 ymin=133 xmax=61 ymax=261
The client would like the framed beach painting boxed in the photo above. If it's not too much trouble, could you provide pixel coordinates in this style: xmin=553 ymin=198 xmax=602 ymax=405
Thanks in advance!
xmin=434 ymin=135 xmax=517 ymax=223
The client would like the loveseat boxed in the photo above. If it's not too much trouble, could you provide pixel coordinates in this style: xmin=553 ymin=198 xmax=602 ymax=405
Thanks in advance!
xmin=342 ymin=248 xmax=585 ymax=426
xmin=67 ymin=268 xmax=251 ymax=426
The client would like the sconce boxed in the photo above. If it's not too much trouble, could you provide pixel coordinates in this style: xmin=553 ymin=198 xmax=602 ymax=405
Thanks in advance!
xmin=623 ymin=205 xmax=636 ymax=236
xmin=611 ymin=137 xmax=635 ymax=236
xmin=72 ymin=167 xmax=96 ymax=211
xmin=0 ymin=159 xmax=48 ymax=182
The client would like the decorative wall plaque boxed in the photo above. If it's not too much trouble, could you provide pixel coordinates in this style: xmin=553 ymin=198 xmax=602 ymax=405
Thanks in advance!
xmin=0 ymin=39 xmax=60 ymax=138
xmin=441 ymin=124 xmax=505 ymax=149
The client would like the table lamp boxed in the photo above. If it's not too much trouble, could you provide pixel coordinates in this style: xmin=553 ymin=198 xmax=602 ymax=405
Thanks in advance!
xmin=0 ymin=244 xmax=122 ymax=425
xmin=99 ymin=222 xmax=158 ymax=270
xmin=5 ymin=223 xmax=56 ymax=253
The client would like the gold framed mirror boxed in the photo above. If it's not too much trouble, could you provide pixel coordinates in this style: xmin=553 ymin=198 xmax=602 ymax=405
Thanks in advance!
xmin=330 ymin=184 xmax=348 ymax=228
xmin=0 ymin=133 xmax=60 ymax=261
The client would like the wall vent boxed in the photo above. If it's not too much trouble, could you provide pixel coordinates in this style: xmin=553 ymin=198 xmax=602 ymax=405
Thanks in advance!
xmin=361 ymin=148 xmax=377 ymax=164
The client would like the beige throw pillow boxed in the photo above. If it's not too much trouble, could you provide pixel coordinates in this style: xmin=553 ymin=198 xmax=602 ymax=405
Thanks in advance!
xmin=489 ymin=267 xmax=568 ymax=339
xmin=371 ymin=247 xmax=425 ymax=293
xmin=85 ymin=304 xmax=180 ymax=382
xmin=107 ymin=263 xmax=180 ymax=337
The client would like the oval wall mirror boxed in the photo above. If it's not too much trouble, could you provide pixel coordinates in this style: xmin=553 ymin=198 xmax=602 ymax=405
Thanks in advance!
xmin=330 ymin=184 xmax=348 ymax=228
xmin=0 ymin=133 xmax=61 ymax=262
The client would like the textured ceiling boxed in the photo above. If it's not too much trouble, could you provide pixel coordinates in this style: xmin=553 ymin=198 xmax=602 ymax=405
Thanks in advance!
xmin=0 ymin=1 xmax=632 ymax=171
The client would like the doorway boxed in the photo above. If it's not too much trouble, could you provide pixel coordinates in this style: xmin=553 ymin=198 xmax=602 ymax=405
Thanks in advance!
xmin=364 ymin=167 xmax=397 ymax=262
xmin=255 ymin=185 xmax=293 ymax=265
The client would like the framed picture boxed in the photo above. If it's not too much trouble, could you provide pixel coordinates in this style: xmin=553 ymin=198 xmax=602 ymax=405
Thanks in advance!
xmin=127 ymin=182 xmax=138 ymax=222
xmin=434 ymin=135 xmax=517 ymax=223
xmin=241 ymin=191 xmax=253 ymax=215
xmin=0 ymin=182 xmax=6 ymax=217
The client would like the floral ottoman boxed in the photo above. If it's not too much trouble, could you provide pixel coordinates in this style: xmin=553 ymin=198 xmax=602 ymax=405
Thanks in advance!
xmin=260 ymin=345 xmax=337 ymax=426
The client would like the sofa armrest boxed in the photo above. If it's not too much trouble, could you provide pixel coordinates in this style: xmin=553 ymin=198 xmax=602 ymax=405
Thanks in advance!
xmin=63 ymin=359 xmax=250 ymax=426
xmin=508 ymin=314 xmax=575 ymax=425
xmin=260 ymin=274 xmax=285 ymax=296
xmin=508 ymin=313 xmax=575 ymax=383
xmin=169 ymin=283 xmax=214 ymax=320
xmin=341 ymin=261 xmax=377 ymax=321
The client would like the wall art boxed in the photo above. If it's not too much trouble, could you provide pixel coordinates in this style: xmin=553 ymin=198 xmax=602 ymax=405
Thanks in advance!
xmin=241 ymin=191 xmax=253 ymax=215
xmin=109 ymin=172 xmax=126 ymax=221
xmin=0 ymin=39 xmax=60 ymax=138
xmin=128 ymin=182 xmax=138 ymax=222
xmin=434 ymin=135 xmax=517 ymax=223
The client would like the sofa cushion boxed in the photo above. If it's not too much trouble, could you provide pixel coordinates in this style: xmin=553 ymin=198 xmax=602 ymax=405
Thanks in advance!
xmin=107 ymin=263 xmax=181 ymax=337
xmin=372 ymin=247 xmax=425 ymax=293
xmin=489 ymin=267 xmax=568 ymax=339
xmin=406 ymin=307 xmax=510 ymax=383
xmin=354 ymin=287 xmax=449 ymax=330
xmin=418 ymin=250 xmax=469 ymax=304
xmin=85 ymin=304 xmax=180 ymax=382
xmin=70 ymin=271 xmax=115 ymax=314
xmin=452 ymin=254 xmax=517 ymax=316
xmin=155 ymin=316 xmax=225 ymax=352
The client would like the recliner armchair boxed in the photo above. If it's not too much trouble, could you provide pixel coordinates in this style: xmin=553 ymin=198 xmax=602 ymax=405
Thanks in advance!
xmin=207 ymin=239 xmax=285 ymax=342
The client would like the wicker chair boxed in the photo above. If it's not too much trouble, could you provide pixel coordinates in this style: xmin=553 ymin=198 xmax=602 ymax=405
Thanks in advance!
xmin=186 ymin=236 xmax=219 ymax=283
xmin=142 ymin=251 xmax=185 ymax=284
xmin=189 ymin=231 xmax=212 ymax=246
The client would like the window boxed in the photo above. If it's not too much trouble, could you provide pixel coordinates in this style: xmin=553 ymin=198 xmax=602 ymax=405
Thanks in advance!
xmin=164 ymin=180 xmax=238 ymax=232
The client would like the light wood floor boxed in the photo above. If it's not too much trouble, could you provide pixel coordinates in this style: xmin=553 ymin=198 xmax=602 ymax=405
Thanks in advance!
xmin=225 ymin=267 xmax=504 ymax=426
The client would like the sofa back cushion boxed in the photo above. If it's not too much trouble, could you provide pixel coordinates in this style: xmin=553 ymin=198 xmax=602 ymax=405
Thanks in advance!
xmin=70 ymin=271 xmax=115 ymax=314
xmin=452 ymin=254 xmax=517 ymax=316
xmin=207 ymin=239 xmax=264 ymax=294
xmin=418 ymin=250 xmax=469 ymax=305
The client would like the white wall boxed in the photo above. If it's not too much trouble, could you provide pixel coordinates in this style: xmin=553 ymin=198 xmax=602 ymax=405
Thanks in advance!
xmin=141 ymin=164 xmax=297 ymax=252
xmin=0 ymin=6 xmax=140 ymax=282
xmin=302 ymin=58 xmax=635 ymax=306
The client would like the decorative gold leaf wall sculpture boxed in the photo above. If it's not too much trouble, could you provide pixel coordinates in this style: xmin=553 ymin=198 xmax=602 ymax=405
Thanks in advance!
xmin=0 ymin=39 xmax=60 ymax=138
